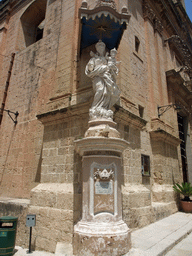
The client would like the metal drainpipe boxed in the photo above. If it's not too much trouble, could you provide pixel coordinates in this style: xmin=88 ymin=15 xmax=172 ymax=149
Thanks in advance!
xmin=0 ymin=52 xmax=15 ymax=125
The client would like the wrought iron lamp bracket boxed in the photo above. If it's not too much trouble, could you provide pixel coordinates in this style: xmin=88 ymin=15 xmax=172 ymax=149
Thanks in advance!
xmin=0 ymin=108 xmax=19 ymax=124
xmin=157 ymin=104 xmax=181 ymax=118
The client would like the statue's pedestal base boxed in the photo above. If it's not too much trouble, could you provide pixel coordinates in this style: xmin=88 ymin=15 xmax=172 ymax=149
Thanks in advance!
xmin=74 ymin=220 xmax=131 ymax=255
xmin=74 ymin=119 xmax=131 ymax=255
xmin=85 ymin=119 xmax=120 ymax=138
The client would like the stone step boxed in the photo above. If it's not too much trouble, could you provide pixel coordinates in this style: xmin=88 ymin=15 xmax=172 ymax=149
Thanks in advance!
xmin=55 ymin=242 xmax=73 ymax=256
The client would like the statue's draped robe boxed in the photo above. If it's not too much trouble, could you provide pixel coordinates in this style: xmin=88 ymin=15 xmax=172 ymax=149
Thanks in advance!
xmin=85 ymin=55 xmax=120 ymax=115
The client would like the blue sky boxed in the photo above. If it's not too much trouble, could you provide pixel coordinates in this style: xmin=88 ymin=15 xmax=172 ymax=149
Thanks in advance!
xmin=185 ymin=0 xmax=192 ymax=22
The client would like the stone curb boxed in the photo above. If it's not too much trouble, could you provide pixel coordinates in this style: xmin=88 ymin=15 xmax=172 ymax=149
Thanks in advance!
xmin=131 ymin=212 xmax=192 ymax=256
xmin=153 ymin=228 xmax=192 ymax=256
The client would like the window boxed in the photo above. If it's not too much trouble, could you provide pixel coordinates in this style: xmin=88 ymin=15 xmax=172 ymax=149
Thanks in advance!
xmin=141 ymin=155 xmax=150 ymax=176
xmin=35 ymin=20 xmax=45 ymax=42
xmin=175 ymin=58 xmax=182 ymax=69
xmin=139 ymin=105 xmax=144 ymax=118
xmin=20 ymin=0 xmax=47 ymax=49
xmin=177 ymin=114 xmax=188 ymax=183
xmin=135 ymin=36 xmax=140 ymax=53
xmin=124 ymin=125 xmax=129 ymax=141
xmin=48 ymin=0 xmax=57 ymax=5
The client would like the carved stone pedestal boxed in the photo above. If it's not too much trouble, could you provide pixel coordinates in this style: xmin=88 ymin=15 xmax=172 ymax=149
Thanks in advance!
xmin=74 ymin=220 xmax=130 ymax=256
xmin=74 ymin=120 xmax=131 ymax=256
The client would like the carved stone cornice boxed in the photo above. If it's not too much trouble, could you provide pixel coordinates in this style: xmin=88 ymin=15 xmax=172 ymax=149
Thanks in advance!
xmin=166 ymin=69 xmax=192 ymax=107
xmin=114 ymin=105 xmax=147 ymax=130
xmin=143 ymin=1 xmax=156 ymax=22
xmin=174 ymin=1 xmax=192 ymax=29
xmin=166 ymin=35 xmax=192 ymax=79
xmin=154 ymin=18 xmax=163 ymax=34
xmin=150 ymin=119 xmax=181 ymax=147
xmin=0 ymin=0 xmax=9 ymax=10
xmin=75 ymin=137 xmax=129 ymax=156
xmin=150 ymin=129 xmax=181 ymax=147
xmin=79 ymin=0 xmax=130 ymax=24
xmin=95 ymin=0 xmax=117 ymax=10
xmin=36 ymin=102 xmax=90 ymax=124
xmin=0 ymin=0 xmax=10 ymax=24
xmin=0 ymin=0 xmax=31 ymax=23
xmin=142 ymin=0 xmax=163 ymax=34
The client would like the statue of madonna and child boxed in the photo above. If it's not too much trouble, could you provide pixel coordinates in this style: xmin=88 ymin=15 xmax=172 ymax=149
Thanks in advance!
xmin=85 ymin=40 xmax=120 ymax=120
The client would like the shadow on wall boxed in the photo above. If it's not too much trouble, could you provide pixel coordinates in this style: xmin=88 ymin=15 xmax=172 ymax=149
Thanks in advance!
xmin=35 ymin=146 xmax=42 ymax=182
xmin=151 ymin=139 xmax=178 ymax=159
xmin=0 ymin=126 xmax=16 ymax=187
xmin=151 ymin=139 xmax=180 ymax=184
xmin=73 ymin=152 xmax=82 ymax=224
xmin=128 ymin=0 xmax=143 ymax=20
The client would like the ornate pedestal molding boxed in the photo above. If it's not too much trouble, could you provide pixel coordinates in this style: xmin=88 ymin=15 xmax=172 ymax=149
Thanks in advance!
xmin=73 ymin=126 xmax=131 ymax=255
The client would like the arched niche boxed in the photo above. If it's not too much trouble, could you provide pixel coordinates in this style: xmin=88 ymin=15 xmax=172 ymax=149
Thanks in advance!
xmin=76 ymin=0 xmax=131 ymax=91
xmin=17 ymin=0 xmax=47 ymax=50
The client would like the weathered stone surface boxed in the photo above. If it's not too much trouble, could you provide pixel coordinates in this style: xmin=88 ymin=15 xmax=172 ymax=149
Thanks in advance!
xmin=28 ymin=205 xmax=73 ymax=253
xmin=0 ymin=0 xmax=191 ymax=253
xmin=0 ymin=198 xmax=30 ymax=248
xmin=31 ymin=183 xmax=74 ymax=209
xmin=122 ymin=184 xmax=151 ymax=208
xmin=123 ymin=201 xmax=178 ymax=229
xmin=85 ymin=119 xmax=120 ymax=138
xmin=152 ymin=183 xmax=176 ymax=203
xmin=74 ymin=227 xmax=131 ymax=256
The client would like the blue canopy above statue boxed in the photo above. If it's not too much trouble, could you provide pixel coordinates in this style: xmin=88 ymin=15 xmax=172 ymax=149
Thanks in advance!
xmin=81 ymin=14 xmax=127 ymax=50
xmin=79 ymin=1 xmax=131 ymax=51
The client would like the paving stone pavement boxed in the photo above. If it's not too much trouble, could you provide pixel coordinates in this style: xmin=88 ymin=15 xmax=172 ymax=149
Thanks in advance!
xmin=165 ymin=232 xmax=192 ymax=256
xmin=129 ymin=212 xmax=192 ymax=256
xmin=14 ymin=247 xmax=54 ymax=256
xmin=14 ymin=212 xmax=192 ymax=256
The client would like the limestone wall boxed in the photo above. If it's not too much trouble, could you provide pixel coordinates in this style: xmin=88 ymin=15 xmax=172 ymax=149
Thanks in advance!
xmin=0 ymin=0 xmax=191 ymax=252
xmin=0 ymin=0 xmax=78 ymax=198
xmin=0 ymin=198 xmax=30 ymax=248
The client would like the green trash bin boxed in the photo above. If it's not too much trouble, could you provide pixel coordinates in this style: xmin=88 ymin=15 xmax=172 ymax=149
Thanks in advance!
xmin=0 ymin=216 xmax=18 ymax=256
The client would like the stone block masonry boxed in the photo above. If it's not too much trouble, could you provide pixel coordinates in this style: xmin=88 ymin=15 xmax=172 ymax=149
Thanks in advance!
xmin=29 ymin=184 xmax=77 ymax=252
xmin=0 ymin=0 xmax=191 ymax=253
xmin=0 ymin=197 xmax=30 ymax=248
xmin=0 ymin=0 xmax=79 ymax=198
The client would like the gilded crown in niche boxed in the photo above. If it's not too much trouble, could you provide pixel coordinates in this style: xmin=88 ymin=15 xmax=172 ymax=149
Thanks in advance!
xmin=95 ymin=0 xmax=117 ymax=10
xmin=94 ymin=168 xmax=114 ymax=180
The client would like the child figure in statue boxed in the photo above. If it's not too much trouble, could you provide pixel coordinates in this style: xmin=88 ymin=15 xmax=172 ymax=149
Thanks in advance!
xmin=107 ymin=48 xmax=119 ymax=81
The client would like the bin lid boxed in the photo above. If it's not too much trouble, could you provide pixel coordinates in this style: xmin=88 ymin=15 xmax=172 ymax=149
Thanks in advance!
xmin=0 ymin=216 xmax=18 ymax=222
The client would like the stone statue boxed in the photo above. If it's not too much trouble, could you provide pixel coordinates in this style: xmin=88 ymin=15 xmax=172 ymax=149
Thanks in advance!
xmin=85 ymin=40 xmax=120 ymax=120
